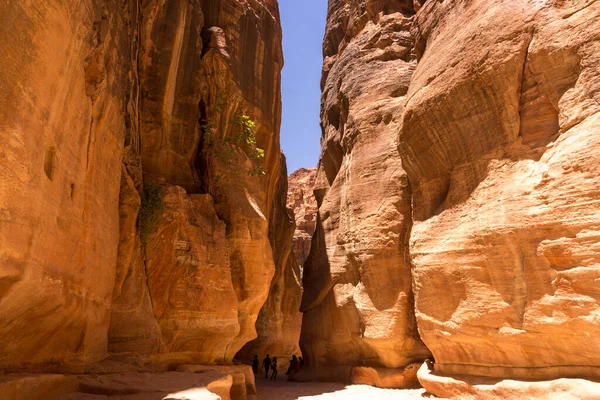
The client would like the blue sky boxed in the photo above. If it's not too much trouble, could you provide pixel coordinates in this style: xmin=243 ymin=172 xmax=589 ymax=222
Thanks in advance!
xmin=279 ymin=1 xmax=327 ymax=174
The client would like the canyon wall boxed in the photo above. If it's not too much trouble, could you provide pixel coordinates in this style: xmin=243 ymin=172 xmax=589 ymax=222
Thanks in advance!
xmin=302 ymin=0 xmax=600 ymax=394
xmin=300 ymin=0 xmax=431 ymax=383
xmin=237 ymin=155 xmax=303 ymax=368
xmin=0 ymin=0 xmax=291 ymax=373
xmin=407 ymin=0 xmax=600 ymax=383
xmin=287 ymin=168 xmax=318 ymax=269
xmin=0 ymin=0 xmax=137 ymax=370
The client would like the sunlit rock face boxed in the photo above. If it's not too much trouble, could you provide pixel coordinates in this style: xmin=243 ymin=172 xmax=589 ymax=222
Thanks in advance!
xmin=287 ymin=168 xmax=318 ymax=268
xmin=303 ymin=0 xmax=600 ymax=390
xmin=0 ymin=0 xmax=137 ymax=370
xmin=406 ymin=0 xmax=600 ymax=381
xmin=111 ymin=0 xmax=287 ymax=365
xmin=299 ymin=0 xmax=431 ymax=383
xmin=0 ymin=0 xmax=288 ymax=371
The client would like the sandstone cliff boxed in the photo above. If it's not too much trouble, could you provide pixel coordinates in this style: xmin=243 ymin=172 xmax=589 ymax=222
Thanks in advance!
xmin=0 ymin=0 xmax=290 ymax=374
xmin=300 ymin=0 xmax=431 ymax=383
xmin=303 ymin=0 xmax=600 ymax=395
xmin=287 ymin=168 xmax=318 ymax=269
xmin=407 ymin=0 xmax=600 ymax=386
xmin=237 ymin=155 xmax=303 ymax=369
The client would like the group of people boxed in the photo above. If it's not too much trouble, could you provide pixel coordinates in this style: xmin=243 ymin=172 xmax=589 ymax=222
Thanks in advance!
xmin=251 ymin=354 xmax=304 ymax=381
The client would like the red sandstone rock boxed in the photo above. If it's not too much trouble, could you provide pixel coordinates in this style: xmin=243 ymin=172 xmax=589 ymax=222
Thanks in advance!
xmin=0 ymin=0 xmax=138 ymax=370
xmin=176 ymin=364 xmax=256 ymax=400
xmin=351 ymin=363 xmax=421 ymax=389
xmin=0 ymin=374 xmax=78 ymax=400
xmin=287 ymin=168 xmax=317 ymax=269
xmin=236 ymin=155 xmax=303 ymax=371
xmin=0 ymin=0 xmax=289 ymax=376
xmin=418 ymin=362 xmax=600 ymax=400
xmin=74 ymin=371 xmax=232 ymax=400
xmin=303 ymin=0 xmax=600 ymax=393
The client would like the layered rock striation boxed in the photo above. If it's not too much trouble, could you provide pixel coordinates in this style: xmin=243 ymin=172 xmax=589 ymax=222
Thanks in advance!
xmin=300 ymin=0 xmax=431 ymax=383
xmin=407 ymin=0 xmax=600 ymax=383
xmin=287 ymin=168 xmax=318 ymax=269
xmin=236 ymin=155 xmax=303 ymax=369
xmin=0 ymin=0 xmax=139 ymax=370
xmin=303 ymin=0 xmax=600 ymax=394
xmin=0 ymin=0 xmax=292 ymax=375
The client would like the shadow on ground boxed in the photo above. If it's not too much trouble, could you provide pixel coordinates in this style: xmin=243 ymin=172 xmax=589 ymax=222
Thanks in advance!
xmin=255 ymin=376 xmax=436 ymax=400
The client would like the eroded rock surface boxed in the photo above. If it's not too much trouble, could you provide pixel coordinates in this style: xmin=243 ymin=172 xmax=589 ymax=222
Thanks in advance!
xmin=0 ymin=0 xmax=289 ymax=376
xmin=236 ymin=156 xmax=303 ymax=370
xmin=287 ymin=168 xmax=317 ymax=269
xmin=299 ymin=0 xmax=430 ymax=383
xmin=303 ymin=0 xmax=600 ymax=392
xmin=0 ymin=0 xmax=139 ymax=370
xmin=418 ymin=363 xmax=600 ymax=400
xmin=407 ymin=0 xmax=600 ymax=382
xmin=108 ymin=0 xmax=287 ymax=368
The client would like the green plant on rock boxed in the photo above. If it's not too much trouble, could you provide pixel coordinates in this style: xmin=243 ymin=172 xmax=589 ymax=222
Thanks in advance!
xmin=138 ymin=182 xmax=165 ymax=244
xmin=200 ymin=98 xmax=266 ymax=181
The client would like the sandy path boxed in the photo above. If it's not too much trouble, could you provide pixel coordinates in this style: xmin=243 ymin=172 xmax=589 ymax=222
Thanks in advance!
xmin=255 ymin=376 xmax=436 ymax=400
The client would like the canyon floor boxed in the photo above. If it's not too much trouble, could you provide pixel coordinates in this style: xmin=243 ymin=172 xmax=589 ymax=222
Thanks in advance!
xmin=256 ymin=377 xmax=440 ymax=399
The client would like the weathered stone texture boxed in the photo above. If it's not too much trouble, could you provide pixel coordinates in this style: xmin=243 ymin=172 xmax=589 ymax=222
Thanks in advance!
xmin=109 ymin=0 xmax=287 ymax=366
xmin=237 ymin=155 xmax=303 ymax=369
xmin=406 ymin=0 xmax=600 ymax=383
xmin=299 ymin=0 xmax=430 ymax=383
xmin=303 ymin=0 xmax=600 ymax=392
xmin=0 ymin=0 xmax=289 ymax=374
xmin=287 ymin=168 xmax=317 ymax=268
xmin=0 ymin=0 xmax=138 ymax=370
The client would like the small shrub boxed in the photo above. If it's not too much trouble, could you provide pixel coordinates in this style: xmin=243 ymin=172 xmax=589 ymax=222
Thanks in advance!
xmin=200 ymin=96 xmax=266 ymax=179
xmin=138 ymin=182 xmax=165 ymax=244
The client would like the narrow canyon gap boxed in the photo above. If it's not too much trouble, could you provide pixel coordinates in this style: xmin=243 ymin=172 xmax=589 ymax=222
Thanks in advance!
xmin=1 ymin=0 xmax=600 ymax=399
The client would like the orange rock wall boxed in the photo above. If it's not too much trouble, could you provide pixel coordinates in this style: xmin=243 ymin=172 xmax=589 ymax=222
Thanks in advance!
xmin=0 ymin=0 xmax=289 ymax=371
xmin=0 ymin=0 xmax=138 ymax=370
xmin=300 ymin=0 xmax=431 ymax=382
xmin=407 ymin=0 xmax=600 ymax=380
xmin=237 ymin=155 xmax=303 ymax=368
xmin=304 ymin=0 xmax=600 ymax=389
xmin=287 ymin=168 xmax=318 ymax=269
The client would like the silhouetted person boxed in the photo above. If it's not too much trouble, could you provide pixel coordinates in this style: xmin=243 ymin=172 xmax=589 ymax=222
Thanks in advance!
xmin=286 ymin=355 xmax=298 ymax=375
xmin=262 ymin=354 xmax=271 ymax=379
xmin=270 ymin=357 xmax=278 ymax=380
xmin=299 ymin=356 xmax=304 ymax=368
xmin=252 ymin=355 xmax=259 ymax=373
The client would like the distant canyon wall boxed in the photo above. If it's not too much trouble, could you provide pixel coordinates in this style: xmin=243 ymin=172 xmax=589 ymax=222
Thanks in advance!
xmin=301 ymin=0 xmax=600 ymax=390
xmin=287 ymin=168 xmax=318 ymax=269
xmin=0 ymin=0 xmax=299 ymax=372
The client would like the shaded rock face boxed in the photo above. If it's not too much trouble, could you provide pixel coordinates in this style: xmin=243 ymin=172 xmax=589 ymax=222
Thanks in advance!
xmin=287 ymin=168 xmax=318 ymax=268
xmin=407 ymin=0 xmax=600 ymax=381
xmin=0 ymin=0 xmax=289 ymax=372
xmin=304 ymin=0 xmax=600 ymax=390
xmin=300 ymin=0 xmax=431 ymax=382
xmin=236 ymin=155 xmax=303 ymax=368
